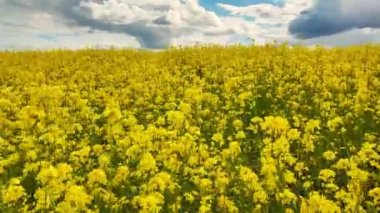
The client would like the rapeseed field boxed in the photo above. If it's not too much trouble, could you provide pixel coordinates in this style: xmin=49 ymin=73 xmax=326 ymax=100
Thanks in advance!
xmin=0 ymin=44 xmax=379 ymax=212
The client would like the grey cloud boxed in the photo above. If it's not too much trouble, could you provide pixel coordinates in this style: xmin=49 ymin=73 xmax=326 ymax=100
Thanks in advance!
xmin=71 ymin=15 xmax=175 ymax=49
xmin=0 ymin=20 xmax=35 ymax=30
xmin=153 ymin=16 xmax=171 ymax=25
xmin=289 ymin=0 xmax=380 ymax=39
xmin=3 ymin=0 xmax=86 ymax=27
xmin=70 ymin=9 xmax=179 ymax=49
xmin=293 ymin=28 xmax=380 ymax=47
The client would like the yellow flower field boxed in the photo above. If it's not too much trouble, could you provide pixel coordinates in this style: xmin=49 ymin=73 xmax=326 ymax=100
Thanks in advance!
xmin=0 ymin=44 xmax=379 ymax=212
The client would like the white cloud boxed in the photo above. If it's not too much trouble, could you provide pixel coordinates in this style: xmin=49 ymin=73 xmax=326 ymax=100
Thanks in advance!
xmin=0 ymin=0 xmax=140 ymax=50
xmin=79 ymin=0 xmax=223 ymax=30
xmin=0 ymin=30 xmax=141 ymax=50
xmin=217 ymin=0 xmax=313 ymax=43
xmin=56 ymin=31 xmax=141 ymax=49
xmin=218 ymin=0 xmax=313 ymax=24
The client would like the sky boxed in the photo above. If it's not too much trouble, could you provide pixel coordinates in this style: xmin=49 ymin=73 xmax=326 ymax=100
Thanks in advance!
xmin=1 ymin=0 xmax=380 ymax=50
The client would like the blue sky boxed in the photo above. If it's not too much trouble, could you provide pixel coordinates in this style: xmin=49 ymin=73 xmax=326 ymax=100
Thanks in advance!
xmin=200 ymin=0 xmax=280 ymax=16
xmin=0 ymin=0 xmax=380 ymax=50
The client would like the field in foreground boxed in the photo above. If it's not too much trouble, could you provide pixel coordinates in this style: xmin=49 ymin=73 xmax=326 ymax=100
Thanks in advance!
xmin=0 ymin=45 xmax=380 ymax=212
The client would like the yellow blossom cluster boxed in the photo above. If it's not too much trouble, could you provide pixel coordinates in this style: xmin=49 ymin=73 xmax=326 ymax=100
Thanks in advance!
xmin=0 ymin=44 xmax=380 ymax=212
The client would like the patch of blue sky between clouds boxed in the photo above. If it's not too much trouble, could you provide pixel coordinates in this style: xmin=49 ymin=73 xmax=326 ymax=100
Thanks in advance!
xmin=241 ymin=15 xmax=255 ymax=22
xmin=34 ymin=34 xmax=57 ymax=42
xmin=271 ymin=0 xmax=285 ymax=6
xmin=228 ymin=35 xmax=254 ymax=45
xmin=34 ymin=32 xmax=82 ymax=42
xmin=200 ymin=0 xmax=283 ymax=19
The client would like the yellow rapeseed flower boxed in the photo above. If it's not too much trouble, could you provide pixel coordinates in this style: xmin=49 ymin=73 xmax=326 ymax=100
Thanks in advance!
xmin=88 ymin=168 xmax=107 ymax=185
xmin=2 ymin=179 xmax=25 ymax=203
xmin=323 ymin=151 xmax=337 ymax=161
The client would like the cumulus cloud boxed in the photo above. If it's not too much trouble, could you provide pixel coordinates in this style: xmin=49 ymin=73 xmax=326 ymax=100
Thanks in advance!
xmin=217 ymin=0 xmax=313 ymax=43
xmin=218 ymin=0 xmax=312 ymax=25
xmin=0 ymin=0 xmax=238 ymax=49
xmin=0 ymin=0 xmax=142 ymax=50
xmin=289 ymin=0 xmax=380 ymax=38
